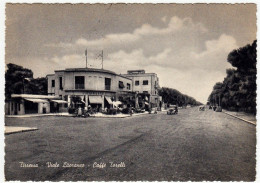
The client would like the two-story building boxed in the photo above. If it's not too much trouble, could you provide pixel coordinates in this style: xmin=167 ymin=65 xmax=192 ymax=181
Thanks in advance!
xmin=47 ymin=68 xmax=134 ymax=111
xmin=122 ymin=70 xmax=160 ymax=108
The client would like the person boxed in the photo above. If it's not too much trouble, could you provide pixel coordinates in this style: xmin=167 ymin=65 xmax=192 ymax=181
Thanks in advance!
xmin=174 ymin=106 xmax=178 ymax=114
xmin=129 ymin=107 xmax=133 ymax=116
xmin=77 ymin=106 xmax=82 ymax=116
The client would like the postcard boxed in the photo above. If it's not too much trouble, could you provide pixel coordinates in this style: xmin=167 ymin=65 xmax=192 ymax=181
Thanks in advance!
xmin=4 ymin=3 xmax=256 ymax=181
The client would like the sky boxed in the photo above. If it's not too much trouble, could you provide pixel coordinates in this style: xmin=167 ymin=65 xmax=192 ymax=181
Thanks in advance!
xmin=5 ymin=4 xmax=256 ymax=103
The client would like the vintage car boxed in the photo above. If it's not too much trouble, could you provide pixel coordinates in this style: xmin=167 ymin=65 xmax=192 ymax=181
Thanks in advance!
xmin=167 ymin=105 xmax=178 ymax=115
xmin=199 ymin=105 xmax=205 ymax=111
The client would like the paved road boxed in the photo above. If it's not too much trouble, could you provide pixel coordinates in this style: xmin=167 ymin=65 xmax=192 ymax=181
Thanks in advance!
xmin=5 ymin=107 xmax=256 ymax=181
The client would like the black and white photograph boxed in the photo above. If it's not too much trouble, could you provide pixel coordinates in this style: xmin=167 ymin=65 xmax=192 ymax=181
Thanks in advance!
xmin=3 ymin=3 xmax=257 ymax=181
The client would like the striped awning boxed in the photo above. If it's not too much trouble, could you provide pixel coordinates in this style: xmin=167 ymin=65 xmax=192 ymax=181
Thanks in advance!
xmin=89 ymin=96 xmax=103 ymax=104
xmin=25 ymin=98 xmax=48 ymax=103
xmin=51 ymin=100 xmax=68 ymax=104
xmin=113 ymin=101 xmax=122 ymax=106
xmin=105 ymin=96 xmax=113 ymax=104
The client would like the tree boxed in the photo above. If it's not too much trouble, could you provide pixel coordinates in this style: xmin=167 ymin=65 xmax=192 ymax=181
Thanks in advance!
xmin=158 ymin=87 xmax=202 ymax=106
xmin=208 ymin=40 xmax=256 ymax=114
xmin=5 ymin=63 xmax=48 ymax=101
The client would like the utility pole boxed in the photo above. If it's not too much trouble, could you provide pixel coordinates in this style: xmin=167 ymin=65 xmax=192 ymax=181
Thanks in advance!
xmin=101 ymin=50 xmax=104 ymax=69
xmin=85 ymin=49 xmax=88 ymax=68
xmin=23 ymin=78 xmax=25 ymax=94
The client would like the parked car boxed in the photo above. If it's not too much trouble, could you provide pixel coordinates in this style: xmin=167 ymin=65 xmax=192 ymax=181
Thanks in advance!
xmin=199 ymin=106 xmax=205 ymax=111
xmin=167 ymin=105 xmax=178 ymax=115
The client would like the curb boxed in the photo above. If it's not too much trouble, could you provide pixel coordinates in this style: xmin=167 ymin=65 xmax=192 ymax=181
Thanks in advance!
xmin=5 ymin=114 xmax=73 ymax=118
xmin=223 ymin=112 xmax=256 ymax=126
xmin=5 ymin=112 xmax=150 ymax=119
xmin=5 ymin=128 xmax=38 ymax=135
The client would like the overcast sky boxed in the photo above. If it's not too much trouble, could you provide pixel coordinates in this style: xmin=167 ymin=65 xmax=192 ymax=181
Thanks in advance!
xmin=5 ymin=4 xmax=256 ymax=103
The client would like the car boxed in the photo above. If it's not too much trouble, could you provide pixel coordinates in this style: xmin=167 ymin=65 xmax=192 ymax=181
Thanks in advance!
xmin=199 ymin=106 xmax=205 ymax=111
xmin=167 ymin=105 xmax=178 ymax=115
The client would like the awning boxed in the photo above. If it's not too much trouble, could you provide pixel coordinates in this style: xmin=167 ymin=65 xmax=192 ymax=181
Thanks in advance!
xmin=51 ymin=100 xmax=68 ymax=104
xmin=25 ymin=98 xmax=48 ymax=103
xmin=105 ymin=96 xmax=113 ymax=104
xmin=89 ymin=96 xmax=103 ymax=104
xmin=113 ymin=101 xmax=122 ymax=107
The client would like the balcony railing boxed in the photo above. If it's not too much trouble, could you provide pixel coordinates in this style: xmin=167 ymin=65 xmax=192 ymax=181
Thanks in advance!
xmin=75 ymin=84 xmax=85 ymax=89
xmin=105 ymin=85 xmax=111 ymax=90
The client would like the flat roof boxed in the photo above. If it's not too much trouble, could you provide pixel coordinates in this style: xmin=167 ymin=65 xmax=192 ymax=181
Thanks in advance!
xmin=122 ymin=73 xmax=157 ymax=76
xmin=55 ymin=68 xmax=117 ymax=75
xmin=53 ymin=67 xmax=132 ymax=80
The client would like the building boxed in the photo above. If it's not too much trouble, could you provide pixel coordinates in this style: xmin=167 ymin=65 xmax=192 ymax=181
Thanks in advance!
xmin=6 ymin=94 xmax=67 ymax=115
xmin=47 ymin=68 xmax=135 ymax=111
xmin=122 ymin=70 xmax=160 ymax=108
xmin=6 ymin=67 xmax=161 ymax=115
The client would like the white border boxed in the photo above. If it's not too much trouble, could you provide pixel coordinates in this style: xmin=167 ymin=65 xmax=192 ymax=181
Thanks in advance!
xmin=0 ymin=1 xmax=258 ymax=183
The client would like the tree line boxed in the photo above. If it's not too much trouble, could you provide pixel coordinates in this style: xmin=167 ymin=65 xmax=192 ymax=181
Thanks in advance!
xmin=208 ymin=40 xmax=256 ymax=114
xmin=5 ymin=63 xmax=47 ymax=101
xmin=158 ymin=87 xmax=202 ymax=106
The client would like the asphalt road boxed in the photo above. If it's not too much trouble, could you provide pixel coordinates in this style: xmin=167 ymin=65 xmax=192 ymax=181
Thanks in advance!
xmin=5 ymin=107 xmax=256 ymax=181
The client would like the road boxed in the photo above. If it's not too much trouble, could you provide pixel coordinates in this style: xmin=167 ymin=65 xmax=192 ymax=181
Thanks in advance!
xmin=5 ymin=107 xmax=256 ymax=181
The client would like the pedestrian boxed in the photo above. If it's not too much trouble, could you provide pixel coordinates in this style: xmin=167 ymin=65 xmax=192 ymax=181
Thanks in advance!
xmin=78 ymin=106 xmax=82 ymax=116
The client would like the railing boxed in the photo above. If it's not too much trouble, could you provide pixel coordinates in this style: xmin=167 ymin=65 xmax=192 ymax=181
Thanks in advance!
xmin=105 ymin=85 xmax=111 ymax=90
xmin=75 ymin=84 xmax=85 ymax=89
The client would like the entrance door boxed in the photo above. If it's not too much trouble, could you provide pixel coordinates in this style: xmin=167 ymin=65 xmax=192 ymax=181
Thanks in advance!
xmin=14 ymin=103 xmax=18 ymax=115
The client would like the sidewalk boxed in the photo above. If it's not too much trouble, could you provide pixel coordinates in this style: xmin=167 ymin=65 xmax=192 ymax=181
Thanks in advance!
xmin=5 ymin=112 xmax=73 ymax=118
xmin=5 ymin=126 xmax=38 ymax=135
xmin=5 ymin=112 xmax=149 ymax=118
xmin=222 ymin=110 xmax=256 ymax=125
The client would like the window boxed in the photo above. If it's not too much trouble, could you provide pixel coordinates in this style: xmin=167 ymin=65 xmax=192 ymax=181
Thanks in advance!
xmin=105 ymin=78 xmax=111 ymax=90
xmin=119 ymin=81 xmax=124 ymax=89
xmin=18 ymin=103 xmax=20 ymax=111
xmin=75 ymin=76 xmax=85 ymax=89
xmin=59 ymin=77 xmax=63 ymax=90
xmin=135 ymin=80 xmax=139 ymax=86
xmin=51 ymin=80 xmax=55 ymax=87
xmin=143 ymin=80 xmax=149 ymax=85
xmin=127 ymin=83 xmax=131 ymax=90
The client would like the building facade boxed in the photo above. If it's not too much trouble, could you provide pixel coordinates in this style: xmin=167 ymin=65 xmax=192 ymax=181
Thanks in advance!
xmin=47 ymin=68 xmax=134 ymax=111
xmin=122 ymin=70 xmax=160 ymax=107
xmin=6 ymin=94 xmax=67 ymax=115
